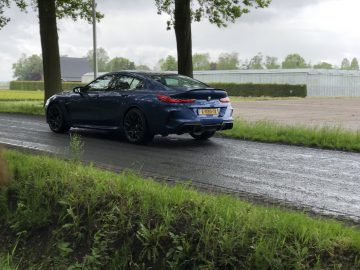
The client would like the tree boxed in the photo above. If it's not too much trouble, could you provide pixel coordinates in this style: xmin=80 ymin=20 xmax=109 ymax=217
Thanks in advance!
xmin=0 ymin=1 xmax=103 ymax=102
xmin=12 ymin=54 xmax=43 ymax=80
xmin=107 ymin=57 xmax=136 ymax=72
xmin=87 ymin=48 xmax=109 ymax=72
xmin=350 ymin=57 xmax=359 ymax=70
xmin=248 ymin=53 xmax=264 ymax=69
xmin=282 ymin=53 xmax=309 ymax=69
xmin=155 ymin=0 xmax=271 ymax=77
xmin=192 ymin=53 xmax=211 ymax=70
xmin=313 ymin=62 xmax=333 ymax=69
xmin=136 ymin=64 xmax=151 ymax=71
xmin=341 ymin=58 xmax=351 ymax=70
xmin=159 ymin=55 xmax=178 ymax=71
xmin=217 ymin=53 xmax=239 ymax=70
xmin=265 ymin=56 xmax=280 ymax=69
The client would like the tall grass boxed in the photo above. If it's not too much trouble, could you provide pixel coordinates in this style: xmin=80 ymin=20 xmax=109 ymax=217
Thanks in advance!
xmin=221 ymin=119 xmax=360 ymax=152
xmin=1 ymin=150 xmax=360 ymax=269
xmin=0 ymin=149 xmax=9 ymax=187
xmin=0 ymin=101 xmax=44 ymax=115
xmin=0 ymin=90 xmax=43 ymax=101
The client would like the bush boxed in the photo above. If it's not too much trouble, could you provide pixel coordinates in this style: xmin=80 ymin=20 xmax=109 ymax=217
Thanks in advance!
xmin=209 ymin=83 xmax=307 ymax=97
xmin=9 ymin=81 xmax=85 ymax=91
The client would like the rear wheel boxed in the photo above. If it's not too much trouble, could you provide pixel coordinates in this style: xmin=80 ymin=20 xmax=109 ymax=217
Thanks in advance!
xmin=123 ymin=108 xmax=153 ymax=144
xmin=190 ymin=130 xmax=216 ymax=141
xmin=47 ymin=103 xmax=69 ymax=133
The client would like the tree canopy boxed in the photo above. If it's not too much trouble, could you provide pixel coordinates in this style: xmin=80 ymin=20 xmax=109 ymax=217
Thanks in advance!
xmin=248 ymin=53 xmax=264 ymax=69
xmin=192 ymin=53 xmax=211 ymax=70
xmin=350 ymin=57 xmax=359 ymax=70
xmin=107 ymin=57 xmax=136 ymax=72
xmin=282 ymin=54 xmax=309 ymax=69
xmin=159 ymin=55 xmax=178 ymax=71
xmin=217 ymin=52 xmax=239 ymax=70
xmin=155 ymin=0 xmax=271 ymax=77
xmin=87 ymin=48 xmax=110 ymax=72
xmin=265 ymin=56 xmax=280 ymax=69
xmin=13 ymin=54 xmax=43 ymax=80
xmin=313 ymin=62 xmax=333 ymax=69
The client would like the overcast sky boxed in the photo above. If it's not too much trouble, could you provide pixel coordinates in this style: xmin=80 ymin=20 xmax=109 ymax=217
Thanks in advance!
xmin=0 ymin=0 xmax=359 ymax=80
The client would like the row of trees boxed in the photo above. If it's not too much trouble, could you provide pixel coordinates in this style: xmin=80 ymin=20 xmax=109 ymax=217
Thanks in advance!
xmin=12 ymin=50 xmax=360 ymax=80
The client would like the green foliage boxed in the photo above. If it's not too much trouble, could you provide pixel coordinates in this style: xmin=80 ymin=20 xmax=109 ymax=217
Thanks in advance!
xmin=341 ymin=58 xmax=351 ymax=70
xmin=107 ymin=57 xmax=136 ymax=72
xmin=265 ymin=56 xmax=280 ymax=69
xmin=0 ymin=0 xmax=103 ymax=29
xmin=1 ymin=150 xmax=360 ymax=269
xmin=0 ymin=101 xmax=44 ymax=115
xmin=313 ymin=62 xmax=333 ymax=69
xmin=350 ymin=57 xmax=359 ymax=70
xmin=12 ymin=54 xmax=43 ymax=81
xmin=210 ymin=83 xmax=307 ymax=97
xmin=0 ymin=90 xmax=43 ymax=101
xmin=192 ymin=53 xmax=211 ymax=70
xmin=9 ymin=81 xmax=85 ymax=91
xmin=221 ymin=119 xmax=360 ymax=152
xmin=248 ymin=52 xmax=264 ymax=69
xmin=86 ymin=47 xmax=110 ymax=72
xmin=282 ymin=53 xmax=309 ymax=69
xmin=217 ymin=52 xmax=239 ymax=70
xmin=159 ymin=55 xmax=178 ymax=71
xmin=155 ymin=0 xmax=271 ymax=29
xmin=69 ymin=133 xmax=84 ymax=164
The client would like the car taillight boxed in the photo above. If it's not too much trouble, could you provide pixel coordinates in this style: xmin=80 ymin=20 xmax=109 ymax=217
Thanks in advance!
xmin=220 ymin=97 xmax=230 ymax=103
xmin=157 ymin=95 xmax=195 ymax=103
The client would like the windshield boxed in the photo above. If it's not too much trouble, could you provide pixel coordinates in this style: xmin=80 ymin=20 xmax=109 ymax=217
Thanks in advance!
xmin=150 ymin=74 xmax=208 ymax=89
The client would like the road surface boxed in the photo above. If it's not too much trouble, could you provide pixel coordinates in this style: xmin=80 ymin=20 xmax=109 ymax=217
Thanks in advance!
xmin=1 ymin=113 xmax=360 ymax=221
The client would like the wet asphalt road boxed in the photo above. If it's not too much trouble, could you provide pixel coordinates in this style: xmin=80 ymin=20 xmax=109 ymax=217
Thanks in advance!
xmin=0 ymin=113 xmax=360 ymax=221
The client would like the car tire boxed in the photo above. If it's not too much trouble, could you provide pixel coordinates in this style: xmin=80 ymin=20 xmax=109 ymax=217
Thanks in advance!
xmin=47 ymin=103 xmax=69 ymax=133
xmin=190 ymin=130 xmax=216 ymax=141
xmin=123 ymin=108 xmax=154 ymax=144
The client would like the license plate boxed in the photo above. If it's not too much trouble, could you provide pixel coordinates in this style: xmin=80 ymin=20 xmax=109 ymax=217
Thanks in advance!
xmin=198 ymin=108 xmax=219 ymax=115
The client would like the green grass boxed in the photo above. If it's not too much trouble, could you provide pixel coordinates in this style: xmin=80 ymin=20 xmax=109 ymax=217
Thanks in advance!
xmin=1 ymin=150 xmax=360 ymax=269
xmin=221 ymin=119 xmax=360 ymax=152
xmin=0 ymin=90 xmax=43 ymax=101
xmin=0 ymin=101 xmax=44 ymax=115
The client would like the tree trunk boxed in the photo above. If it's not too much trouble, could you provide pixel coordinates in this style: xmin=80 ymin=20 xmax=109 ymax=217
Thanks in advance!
xmin=174 ymin=0 xmax=193 ymax=77
xmin=38 ymin=0 xmax=62 ymax=103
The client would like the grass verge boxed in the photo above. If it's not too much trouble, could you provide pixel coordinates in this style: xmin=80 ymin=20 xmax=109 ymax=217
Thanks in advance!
xmin=0 ymin=90 xmax=43 ymax=101
xmin=0 ymin=101 xmax=44 ymax=115
xmin=229 ymin=96 xmax=303 ymax=102
xmin=1 ymin=150 xmax=360 ymax=269
xmin=221 ymin=119 xmax=360 ymax=152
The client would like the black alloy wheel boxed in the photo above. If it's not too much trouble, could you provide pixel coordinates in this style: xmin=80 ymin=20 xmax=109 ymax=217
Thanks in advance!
xmin=47 ymin=103 xmax=69 ymax=133
xmin=190 ymin=130 xmax=216 ymax=140
xmin=123 ymin=108 xmax=153 ymax=144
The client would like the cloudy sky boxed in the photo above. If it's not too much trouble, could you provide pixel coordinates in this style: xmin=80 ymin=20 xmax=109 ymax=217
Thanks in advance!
xmin=0 ymin=0 xmax=359 ymax=80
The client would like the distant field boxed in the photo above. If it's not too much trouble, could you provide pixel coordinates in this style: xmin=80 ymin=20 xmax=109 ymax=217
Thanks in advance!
xmin=0 ymin=90 xmax=43 ymax=101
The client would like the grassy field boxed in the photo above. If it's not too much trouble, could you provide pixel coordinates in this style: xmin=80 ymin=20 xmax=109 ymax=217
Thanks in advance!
xmin=0 ymin=101 xmax=44 ymax=115
xmin=220 ymin=119 xmax=360 ymax=152
xmin=0 ymin=150 xmax=360 ymax=269
xmin=0 ymin=90 xmax=43 ymax=101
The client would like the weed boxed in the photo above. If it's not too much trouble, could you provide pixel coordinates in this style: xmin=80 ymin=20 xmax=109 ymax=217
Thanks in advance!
xmin=69 ymin=133 xmax=84 ymax=164
xmin=0 ymin=148 xmax=9 ymax=187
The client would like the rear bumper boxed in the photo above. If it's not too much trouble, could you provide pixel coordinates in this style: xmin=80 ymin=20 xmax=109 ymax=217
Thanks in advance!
xmin=175 ymin=121 xmax=233 ymax=135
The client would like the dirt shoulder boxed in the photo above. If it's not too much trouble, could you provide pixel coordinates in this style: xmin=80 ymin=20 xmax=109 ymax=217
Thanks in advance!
xmin=232 ymin=97 xmax=360 ymax=131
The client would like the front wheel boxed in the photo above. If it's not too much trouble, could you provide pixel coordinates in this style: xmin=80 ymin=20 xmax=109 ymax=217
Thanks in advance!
xmin=190 ymin=130 xmax=216 ymax=141
xmin=47 ymin=103 xmax=69 ymax=133
xmin=123 ymin=108 xmax=153 ymax=144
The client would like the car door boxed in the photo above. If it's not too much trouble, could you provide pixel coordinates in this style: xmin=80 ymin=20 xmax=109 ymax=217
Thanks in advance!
xmin=97 ymin=75 xmax=146 ymax=127
xmin=66 ymin=75 xmax=115 ymax=127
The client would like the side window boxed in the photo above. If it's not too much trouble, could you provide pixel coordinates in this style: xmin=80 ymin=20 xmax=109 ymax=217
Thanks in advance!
xmin=108 ymin=75 xmax=145 ymax=91
xmin=88 ymin=75 xmax=114 ymax=91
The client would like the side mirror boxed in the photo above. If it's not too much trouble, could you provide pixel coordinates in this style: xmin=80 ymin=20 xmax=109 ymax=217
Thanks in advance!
xmin=73 ymin=86 xmax=85 ymax=93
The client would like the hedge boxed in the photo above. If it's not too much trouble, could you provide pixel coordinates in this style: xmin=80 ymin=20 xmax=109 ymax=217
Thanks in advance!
xmin=209 ymin=83 xmax=307 ymax=97
xmin=9 ymin=81 xmax=85 ymax=91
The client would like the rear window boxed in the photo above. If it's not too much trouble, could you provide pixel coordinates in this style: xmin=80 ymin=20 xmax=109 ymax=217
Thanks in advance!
xmin=150 ymin=75 xmax=208 ymax=89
